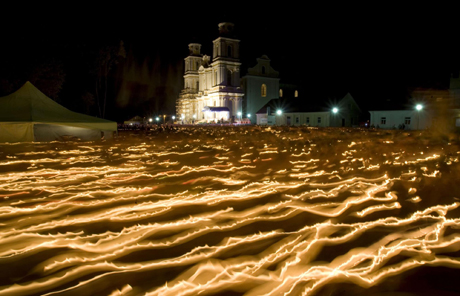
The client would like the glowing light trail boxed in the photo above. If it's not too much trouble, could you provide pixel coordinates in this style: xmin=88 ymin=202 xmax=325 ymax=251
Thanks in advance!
xmin=0 ymin=127 xmax=459 ymax=295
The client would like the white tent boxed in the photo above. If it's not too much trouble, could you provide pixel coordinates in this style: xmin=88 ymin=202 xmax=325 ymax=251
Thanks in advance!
xmin=0 ymin=82 xmax=117 ymax=142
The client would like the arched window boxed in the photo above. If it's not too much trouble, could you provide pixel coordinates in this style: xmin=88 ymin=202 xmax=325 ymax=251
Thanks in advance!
xmin=228 ymin=45 xmax=232 ymax=57
xmin=279 ymin=89 xmax=283 ymax=98
xmin=261 ymin=84 xmax=267 ymax=97
xmin=215 ymin=70 xmax=218 ymax=85
xmin=261 ymin=66 xmax=266 ymax=74
xmin=196 ymin=81 xmax=199 ymax=90
xmin=227 ymin=69 xmax=232 ymax=86
xmin=294 ymin=90 xmax=299 ymax=97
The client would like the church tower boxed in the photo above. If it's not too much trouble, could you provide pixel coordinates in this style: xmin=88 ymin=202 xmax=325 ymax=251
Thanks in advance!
xmin=211 ymin=23 xmax=240 ymax=87
xmin=206 ymin=22 xmax=244 ymax=121
xmin=184 ymin=43 xmax=202 ymax=93
xmin=176 ymin=43 xmax=202 ymax=121
xmin=177 ymin=23 xmax=244 ymax=123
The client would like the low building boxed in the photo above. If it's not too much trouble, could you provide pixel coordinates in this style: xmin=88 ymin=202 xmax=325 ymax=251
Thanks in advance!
xmin=369 ymin=109 xmax=431 ymax=130
xmin=369 ymin=72 xmax=460 ymax=130
xmin=123 ymin=115 xmax=145 ymax=125
xmin=256 ymin=93 xmax=361 ymax=126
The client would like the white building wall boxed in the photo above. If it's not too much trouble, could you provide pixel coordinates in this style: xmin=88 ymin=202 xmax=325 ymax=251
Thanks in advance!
xmin=257 ymin=112 xmax=331 ymax=126
xmin=205 ymin=69 xmax=212 ymax=90
xmin=369 ymin=110 xmax=431 ymax=130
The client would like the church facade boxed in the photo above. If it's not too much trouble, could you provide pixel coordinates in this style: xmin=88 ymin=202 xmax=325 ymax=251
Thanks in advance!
xmin=241 ymin=55 xmax=280 ymax=124
xmin=176 ymin=23 xmax=244 ymax=123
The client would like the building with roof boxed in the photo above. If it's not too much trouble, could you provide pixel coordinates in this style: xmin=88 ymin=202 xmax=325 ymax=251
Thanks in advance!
xmin=256 ymin=93 xmax=361 ymax=126
xmin=176 ymin=23 xmax=243 ymax=123
xmin=369 ymin=72 xmax=460 ymax=130
xmin=241 ymin=55 xmax=280 ymax=124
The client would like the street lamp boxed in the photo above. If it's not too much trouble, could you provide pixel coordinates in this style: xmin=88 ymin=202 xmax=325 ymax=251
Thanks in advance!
xmin=415 ymin=104 xmax=423 ymax=130
xmin=149 ymin=118 xmax=152 ymax=123
xmin=276 ymin=110 xmax=283 ymax=125
xmin=155 ymin=117 xmax=159 ymax=123
xmin=332 ymin=108 xmax=339 ymax=127
xmin=237 ymin=111 xmax=242 ymax=119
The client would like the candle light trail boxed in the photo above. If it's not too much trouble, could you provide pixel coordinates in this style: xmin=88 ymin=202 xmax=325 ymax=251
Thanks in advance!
xmin=0 ymin=127 xmax=459 ymax=295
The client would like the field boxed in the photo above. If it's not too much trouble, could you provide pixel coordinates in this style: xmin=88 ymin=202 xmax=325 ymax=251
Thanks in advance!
xmin=1 ymin=126 xmax=460 ymax=296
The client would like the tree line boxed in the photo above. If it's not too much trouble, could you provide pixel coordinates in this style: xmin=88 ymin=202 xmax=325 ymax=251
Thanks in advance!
xmin=0 ymin=36 xmax=126 ymax=120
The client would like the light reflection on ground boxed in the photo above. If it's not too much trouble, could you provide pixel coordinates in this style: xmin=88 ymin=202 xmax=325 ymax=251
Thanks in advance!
xmin=1 ymin=126 xmax=460 ymax=296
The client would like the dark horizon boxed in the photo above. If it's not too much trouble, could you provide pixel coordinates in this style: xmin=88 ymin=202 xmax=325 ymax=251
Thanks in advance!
xmin=0 ymin=7 xmax=457 ymax=122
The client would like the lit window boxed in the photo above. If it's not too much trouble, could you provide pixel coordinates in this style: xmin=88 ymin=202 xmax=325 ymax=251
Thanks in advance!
xmin=279 ymin=89 xmax=283 ymax=97
xmin=295 ymin=90 xmax=299 ymax=97
xmin=261 ymin=84 xmax=267 ymax=97
xmin=405 ymin=117 xmax=411 ymax=125
xmin=381 ymin=117 xmax=386 ymax=124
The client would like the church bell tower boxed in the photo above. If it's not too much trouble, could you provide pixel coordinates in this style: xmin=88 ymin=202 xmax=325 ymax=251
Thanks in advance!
xmin=184 ymin=43 xmax=202 ymax=92
xmin=212 ymin=23 xmax=240 ymax=87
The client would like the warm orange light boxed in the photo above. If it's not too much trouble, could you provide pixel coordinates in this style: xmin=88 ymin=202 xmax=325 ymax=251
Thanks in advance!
xmin=0 ymin=127 xmax=458 ymax=295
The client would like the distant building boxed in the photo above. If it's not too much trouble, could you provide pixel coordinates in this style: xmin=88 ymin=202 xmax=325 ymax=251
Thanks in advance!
xmin=256 ymin=93 xmax=361 ymax=126
xmin=241 ymin=55 xmax=280 ymax=124
xmin=368 ymin=109 xmax=431 ymax=130
xmin=176 ymin=23 xmax=244 ymax=123
xmin=369 ymin=72 xmax=460 ymax=130
xmin=123 ymin=115 xmax=145 ymax=125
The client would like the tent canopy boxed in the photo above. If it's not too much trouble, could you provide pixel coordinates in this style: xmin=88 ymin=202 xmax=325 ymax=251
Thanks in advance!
xmin=0 ymin=82 xmax=117 ymax=142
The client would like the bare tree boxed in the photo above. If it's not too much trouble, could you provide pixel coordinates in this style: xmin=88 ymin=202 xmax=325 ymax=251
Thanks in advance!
xmin=93 ymin=40 xmax=126 ymax=118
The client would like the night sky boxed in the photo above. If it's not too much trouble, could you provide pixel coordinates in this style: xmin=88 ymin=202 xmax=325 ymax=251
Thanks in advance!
xmin=0 ymin=6 xmax=457 ymax=122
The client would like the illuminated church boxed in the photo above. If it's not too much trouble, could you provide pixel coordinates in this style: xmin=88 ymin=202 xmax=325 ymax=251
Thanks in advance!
xmin=176 ymin=22 xmax=244 ymax=123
